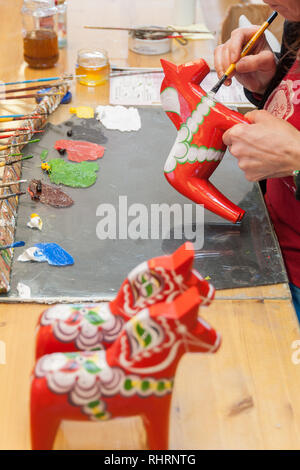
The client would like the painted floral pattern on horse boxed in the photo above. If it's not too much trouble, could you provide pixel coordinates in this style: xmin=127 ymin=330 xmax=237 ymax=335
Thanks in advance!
xmin=40 ymin=303 xmax=124 ymax=350
xmin=34 ymin=292 xmax=220 ymax=422
xmin=36 ymin=243 xmax=210 ymax=357
xmin=35 ymin=349 xmax=173 ymax=420
xmin=161 ymin=91 xmax=224 ymax=173
xmin=31 ymin=279 xmax=220 ymax=450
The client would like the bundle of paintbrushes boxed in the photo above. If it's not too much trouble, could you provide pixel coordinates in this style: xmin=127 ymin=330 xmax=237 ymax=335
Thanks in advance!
xmin=0 ymin=74 xmax=74 ymax=293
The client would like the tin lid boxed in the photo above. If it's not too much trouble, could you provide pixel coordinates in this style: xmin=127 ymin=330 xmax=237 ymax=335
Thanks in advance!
xmin=130 ymin=25 xmax=170 ymax=41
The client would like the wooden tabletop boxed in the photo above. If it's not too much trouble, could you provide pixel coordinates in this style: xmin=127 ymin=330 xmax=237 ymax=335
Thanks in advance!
xmin=0 ymin=0 xmax=300 ymax=450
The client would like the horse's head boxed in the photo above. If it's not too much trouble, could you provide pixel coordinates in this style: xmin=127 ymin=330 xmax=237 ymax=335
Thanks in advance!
xmin=108 ymin=286 xmax=220 ymax=378
xmin=160 ymin=59 xmax=210 ymax=130
xmin=110 ymin=242 xmax=200 ymax=317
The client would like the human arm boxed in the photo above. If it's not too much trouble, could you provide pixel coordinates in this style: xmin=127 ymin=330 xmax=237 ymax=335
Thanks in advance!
xmin=223 ymin=109 xmax=300 ymax=181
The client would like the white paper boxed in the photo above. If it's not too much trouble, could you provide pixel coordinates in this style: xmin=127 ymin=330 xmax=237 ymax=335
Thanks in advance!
xmin=201 ymin=72 xmax=253 ymax=107
xmin=110 ymin=72 xmax=164 ymax=106
xmin=110 ymin=71 xmax=253 ymax=107
xmin=17 ymin=282 xmax=31 ymax=299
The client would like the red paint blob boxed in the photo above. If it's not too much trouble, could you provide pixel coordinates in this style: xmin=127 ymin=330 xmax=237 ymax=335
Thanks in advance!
xmin=54 ymin=139 xmax=105 ymax=162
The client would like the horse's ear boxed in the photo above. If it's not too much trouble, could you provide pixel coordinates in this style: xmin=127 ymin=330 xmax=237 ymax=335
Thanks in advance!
xmin=161 ymin=59 xmax=178 ymax=78
xmin=161 ymin=59 xmax=210 ymax=87
xmin=186 ymin=269 xmax=215 ymax=306
xmin=178 ymin=59 xmax=210 ymax=84
xmin=149 ymin=242 xmax=194 ymax=279
xmin=150 ymin=287 xmax=200 ymax=328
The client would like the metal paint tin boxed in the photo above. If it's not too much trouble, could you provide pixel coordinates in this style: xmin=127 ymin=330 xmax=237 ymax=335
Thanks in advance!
xmin=128 ymin=26 xmax=171 ymax=55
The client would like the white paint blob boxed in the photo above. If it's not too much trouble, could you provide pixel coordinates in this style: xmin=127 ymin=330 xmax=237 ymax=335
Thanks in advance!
xmin=96 ymin=105 xmax=141 ymax=132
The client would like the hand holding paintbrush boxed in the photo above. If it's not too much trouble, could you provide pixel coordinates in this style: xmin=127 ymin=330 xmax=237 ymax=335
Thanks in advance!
xmin=211 ymin=11 xmax=278 ymax=96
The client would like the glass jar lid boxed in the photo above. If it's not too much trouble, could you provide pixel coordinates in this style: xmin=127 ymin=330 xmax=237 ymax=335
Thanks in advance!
xmin=22 ymin=0 xmax=57 ymax=16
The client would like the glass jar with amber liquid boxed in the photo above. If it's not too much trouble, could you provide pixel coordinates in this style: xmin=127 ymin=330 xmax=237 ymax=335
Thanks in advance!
xmin=76 ymin=49 xmax=110 ymax=86
xmin=22 ymin=0 xmax=59 ymax=68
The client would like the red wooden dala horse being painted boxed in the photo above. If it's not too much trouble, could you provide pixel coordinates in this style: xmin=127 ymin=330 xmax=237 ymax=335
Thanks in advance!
xmin=30 ymin=243 xmax=220 ymax=450
xmin=160 ymin=59 xmax=250 ymax=223
xmin=35 ymin=242 xmax=214 ymax=358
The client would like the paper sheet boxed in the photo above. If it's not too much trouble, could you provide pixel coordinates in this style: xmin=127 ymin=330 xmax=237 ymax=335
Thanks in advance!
xmin=110 ymin=72 xmax=164 ymax=106
xmin=168 ymin=22 xmax=215 ymax=40
xmin=110 ymin=71 xmax=254 ymax=107
xmin=201 ymin=72 xmax=254 ymax=107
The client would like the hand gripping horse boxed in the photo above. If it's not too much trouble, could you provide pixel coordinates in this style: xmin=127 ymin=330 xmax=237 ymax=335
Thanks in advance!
xmin=160 ymin=58 xmax=250 ymax=223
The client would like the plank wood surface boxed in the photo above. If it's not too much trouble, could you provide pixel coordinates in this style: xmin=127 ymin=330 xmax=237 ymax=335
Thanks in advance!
xmin=0 ymin=0 xmax=299 ymax=450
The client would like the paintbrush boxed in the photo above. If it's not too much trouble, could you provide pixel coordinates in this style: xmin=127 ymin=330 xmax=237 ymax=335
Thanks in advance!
xmin=0 ymin=83 xmax=64 ymax=95
xmin=0 ymin=75 xmax=86 ymax=87
xmin=0 ymin=155 xmax=33 ymax=167
xmin=0 ymin=130 xmax=44 ymax=140
xmin=209 ymin=11 xmax=278 ymax=96
xmin=110 ymin=70 xmax=164 ymax=78
xmin=0 ymin=139 xmax=40 ymax=151
xmin=0 ymin=153 xmax=23 ymax=160
xmin=84 ymin=25 xmax=213 ymax=34
xmin=0 ymin=180 xmax=27 ymax=188
xmin=0 ymin=191 xmax=26 ymax=200
xmin=0 ymin=92 xmax=64 ymax=101
xmin=0 ymin=114 xmax=46 ymax=122
xmin=0 ymin=127 xmax=34 ymax=133
xmin=0 ymin=241 xmax=25 ymax=251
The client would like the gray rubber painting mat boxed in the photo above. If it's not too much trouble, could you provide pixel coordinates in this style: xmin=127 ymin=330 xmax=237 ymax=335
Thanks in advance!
xmin=2 ymin=108 xmax=287 ymax=302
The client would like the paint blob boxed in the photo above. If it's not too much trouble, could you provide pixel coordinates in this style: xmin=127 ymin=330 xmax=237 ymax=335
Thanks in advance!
xmin=69 ymin=106 xmax=94 ymax=119
xmin=54 ymin=139 xmax=105 ymax=162
xmin=40 ymin=149 xmax=49 ymax=161
xmin=28 ymin=179 xmax=74 ymax=207
xmin=47 ymin=159 xmax=98 ymax=188
xmin=96 ymin=105 xmax=141 ymax=132
xmin=18 ymin=243 xmax=74 ymax=266
xmin=27 ymin=213 xmax=43 ymax=230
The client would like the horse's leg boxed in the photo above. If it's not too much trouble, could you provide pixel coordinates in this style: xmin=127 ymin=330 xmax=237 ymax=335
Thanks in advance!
xmin=30 ymin=379 xmax=62 ymax=450
xmin=142 ymin=396 xmax=172 ymax=450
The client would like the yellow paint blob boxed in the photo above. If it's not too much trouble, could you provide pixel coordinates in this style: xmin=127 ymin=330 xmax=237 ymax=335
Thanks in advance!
xmin=41 ymin=162 xmax=51 ymax=172
xmin=69 ymin=106 xmax=94 ymax=119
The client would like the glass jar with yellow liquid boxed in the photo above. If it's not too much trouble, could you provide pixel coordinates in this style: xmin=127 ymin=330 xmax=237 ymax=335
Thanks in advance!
xmin=76 ymin=48 xmax=110 ymax=86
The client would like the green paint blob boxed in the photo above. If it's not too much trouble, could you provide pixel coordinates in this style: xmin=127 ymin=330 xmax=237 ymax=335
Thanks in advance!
xmin=47 ymin=158 xmax=99 ymax=188
xmin=40 ymin=149 xmax=48 ymax=161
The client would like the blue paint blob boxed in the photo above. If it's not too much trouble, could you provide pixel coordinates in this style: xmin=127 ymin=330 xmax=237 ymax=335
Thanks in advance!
xmin=61 ymin=91 xmax=72 ymax=104
xmin=33 ymin=243 xmax=74 ymax=266
xmin=12 ymin=241 xmax=25 ymax=248
xmin=35 ymin=89 xmax=72 ymax=105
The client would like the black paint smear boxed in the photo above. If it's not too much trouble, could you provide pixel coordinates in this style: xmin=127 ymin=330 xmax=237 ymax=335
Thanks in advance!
xmin=63 ymin=118 xmax=108 ymax=144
